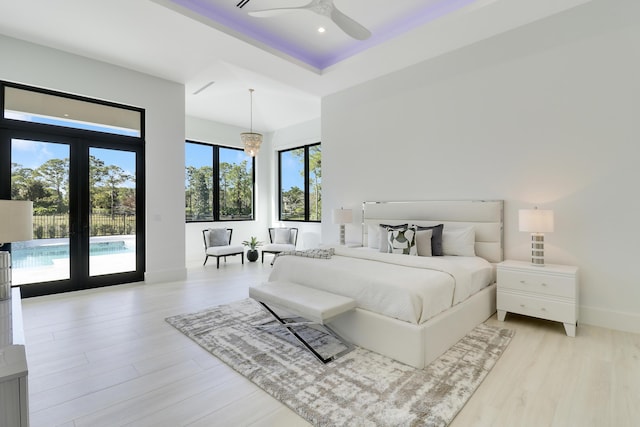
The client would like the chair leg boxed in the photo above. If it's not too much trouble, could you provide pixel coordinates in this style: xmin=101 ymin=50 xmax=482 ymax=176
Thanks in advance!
xmin=203 ymin=255 xmax=208 ymax=266
xmin=241 ymin=252 xmax=244 ymax=264
xmin=217 ymin=257 xmax=220 ymax=269
xmin=262 ymin=252 xmax=264 ymax=263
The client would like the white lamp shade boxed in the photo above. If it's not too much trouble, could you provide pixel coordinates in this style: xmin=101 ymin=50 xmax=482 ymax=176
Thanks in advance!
xmin=0 ymin=200 xmax=33 ymax=243
xmin=332 ymin=208 xmax=353 ymax=225
xmin=519 ymin=209 xmax=554 ymax=233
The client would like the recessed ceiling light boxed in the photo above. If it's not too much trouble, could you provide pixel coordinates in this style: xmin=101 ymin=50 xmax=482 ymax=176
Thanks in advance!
xmin=317 ymin=27 xmax=326 ymax=34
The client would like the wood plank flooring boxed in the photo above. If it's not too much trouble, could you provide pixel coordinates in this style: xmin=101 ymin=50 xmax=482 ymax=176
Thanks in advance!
xmin=20 ymin=260 xmax=640 ymax=426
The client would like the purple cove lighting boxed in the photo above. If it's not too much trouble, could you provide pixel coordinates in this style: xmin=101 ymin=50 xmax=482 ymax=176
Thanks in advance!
xmin=322 ymin=0 xmax=478 ymax=69
xmin=170 ymin=0 xmax=326 ymax=69
xmin=168 ymin=0 xmax=479 ymax=71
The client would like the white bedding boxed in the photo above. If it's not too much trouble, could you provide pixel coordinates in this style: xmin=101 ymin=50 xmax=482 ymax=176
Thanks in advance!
xmin=268 ymin=246 xmax=494 ymax=325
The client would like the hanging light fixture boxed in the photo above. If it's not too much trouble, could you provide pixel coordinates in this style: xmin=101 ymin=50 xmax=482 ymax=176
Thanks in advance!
xmin=240 ymin=88 xmax=262 ymax=157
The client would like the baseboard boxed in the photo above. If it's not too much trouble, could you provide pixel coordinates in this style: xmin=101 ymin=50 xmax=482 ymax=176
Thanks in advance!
xmin=144 ymin=267 xmax=187 ymax=284
xmin=580 ymin=305 xmax=640 ymax=334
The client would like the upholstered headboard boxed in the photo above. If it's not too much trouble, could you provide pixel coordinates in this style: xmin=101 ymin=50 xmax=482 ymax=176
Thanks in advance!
xmin=362 ymin=200 xmax=504 ymax=263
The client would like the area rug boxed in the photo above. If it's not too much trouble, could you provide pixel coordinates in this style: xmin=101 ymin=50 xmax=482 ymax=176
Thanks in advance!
xmin=166 ymin=299 xmax=514 ymax=427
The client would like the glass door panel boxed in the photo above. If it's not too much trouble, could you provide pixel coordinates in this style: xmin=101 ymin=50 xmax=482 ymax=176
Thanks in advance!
xmin=11 ymin=139 xmax=70 ymax=285
xmin=89 ymin=147 xmax=136 ymax=276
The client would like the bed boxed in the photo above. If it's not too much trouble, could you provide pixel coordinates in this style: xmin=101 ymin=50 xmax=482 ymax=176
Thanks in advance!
xmin=268 ymin=200 xmax=504 ymax=369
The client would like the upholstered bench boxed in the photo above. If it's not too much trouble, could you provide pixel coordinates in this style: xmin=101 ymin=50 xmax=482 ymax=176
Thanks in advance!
xmin=249 ymin=281 xmax=356 ymax=363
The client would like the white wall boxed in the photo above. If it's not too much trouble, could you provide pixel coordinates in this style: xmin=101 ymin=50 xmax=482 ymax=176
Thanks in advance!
xmin=322 ymin=0 xmax=640 ymax=332
xmin=0 ymin=35 xmax=187 ymax=283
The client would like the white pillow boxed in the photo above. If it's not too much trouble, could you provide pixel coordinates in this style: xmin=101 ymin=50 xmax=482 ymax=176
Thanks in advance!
xmin=442 ymin=226 xmax=476 ymax=256
xmin=367 ymin=224 xmax=380 ymax=249
xmin=274 ymin=228 xmax=291 ymax=244
xmin=415 ymin=229 xmax=433 ymax=257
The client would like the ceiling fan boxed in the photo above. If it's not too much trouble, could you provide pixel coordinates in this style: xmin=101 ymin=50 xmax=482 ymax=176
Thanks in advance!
xmin=245 ymin=0 xmax=371 ymax=41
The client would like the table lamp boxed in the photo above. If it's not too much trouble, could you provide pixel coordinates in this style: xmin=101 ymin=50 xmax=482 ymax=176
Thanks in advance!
xmin=332 ymin=208 xmax=353 ymax=246
xmin=0 ymin=200 xmax=33 ymax=300
xmin=519 ymin=207 xmax=554 ymax=266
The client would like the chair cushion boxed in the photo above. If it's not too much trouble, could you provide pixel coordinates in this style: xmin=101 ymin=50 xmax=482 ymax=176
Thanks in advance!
xmin=207 ymin=228 xmax=230 ymax=247
xmin=262 ymin=243 xmax=295 ymax=252
xmin=206 ymin=245 xmax=244 ymax=256
xmin=274 ymin=228 xmax=291 ymax=244
xmin=249 ymin=281 xmax=356 ymax=324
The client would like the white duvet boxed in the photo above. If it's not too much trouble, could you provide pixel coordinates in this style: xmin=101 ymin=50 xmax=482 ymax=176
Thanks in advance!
xmin=268 ymin=246 xmax=494 ymax=324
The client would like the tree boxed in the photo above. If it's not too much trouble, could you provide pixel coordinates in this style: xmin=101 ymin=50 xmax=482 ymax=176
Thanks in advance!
xmin=185 ymin=165 xmax=212 ymax=220
xmin=282 ymin=186 xmax=304 ymax=220
xmin=291 ymin=145 xmax=322 ymax=220
xmin=308 ymin=145 xmax=322 ymax=221
xmin=35 ymin=158 xmax=69 ymax=213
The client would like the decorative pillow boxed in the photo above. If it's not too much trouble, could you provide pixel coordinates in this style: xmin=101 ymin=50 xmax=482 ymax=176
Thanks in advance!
xmin=208 ymin=228 xmax=229 ymax=247
xmin=274 ymin=228 xmax=291 ymax=244
xmin=415 ymin=229 xmax=433 ymax=257
xmin=415 ymin=224 xmax=444 ymax=256
xmin=367 ymin=224 xmax=380 ymax=249
xmin=442 ymin=226 xmax=476 ymax=256
xmin=387 ymin=226 xmax=417 ymax=255
xmin=379 ymin=223 xmax=408 ymax=253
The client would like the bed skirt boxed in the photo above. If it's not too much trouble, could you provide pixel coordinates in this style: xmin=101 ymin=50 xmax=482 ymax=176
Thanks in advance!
xmin=327 ymin=283 xmax=497 ymax=369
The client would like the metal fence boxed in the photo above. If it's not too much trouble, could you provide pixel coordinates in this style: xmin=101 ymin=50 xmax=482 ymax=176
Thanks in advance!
xmin=32 ymin=213 xmax=136 ymax=239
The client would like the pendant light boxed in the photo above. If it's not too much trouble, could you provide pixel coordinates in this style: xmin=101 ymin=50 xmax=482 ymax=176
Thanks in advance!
xmin=240 ymin=88 xmax=262 ymax=157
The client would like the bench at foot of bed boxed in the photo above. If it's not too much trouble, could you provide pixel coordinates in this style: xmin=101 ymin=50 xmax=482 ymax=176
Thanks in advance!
xmin=248 ymin=281 xmax=356 ymax=364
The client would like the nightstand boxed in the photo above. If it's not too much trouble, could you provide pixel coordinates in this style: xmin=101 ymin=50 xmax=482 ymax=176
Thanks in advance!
xmin=497 ymin=260 xmax=578 ymax=337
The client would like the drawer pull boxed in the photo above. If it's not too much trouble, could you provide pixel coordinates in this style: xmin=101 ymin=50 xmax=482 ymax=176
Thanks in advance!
xmin=541 ymin=307 xmax=547 ymax=312
xmin=541 ymin=283 xmax=547 ymax=287
xmin=520 ymin=304 xmax=525 ymax=308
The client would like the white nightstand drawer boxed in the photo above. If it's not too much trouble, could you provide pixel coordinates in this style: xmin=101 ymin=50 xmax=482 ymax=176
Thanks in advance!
xmin=497 ymin=269 xmax=574 ymax=299
xmin=498 ymin=292 xmax=575 ymax=323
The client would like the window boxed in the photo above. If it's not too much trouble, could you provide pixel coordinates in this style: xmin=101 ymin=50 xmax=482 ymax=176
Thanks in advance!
xmin=279 ymin=143 xmax=321 ymax=221
xmin=185 ymin=141 xmax=255 ymax=222
xmin=4 ymin=84 xmax=142 ymax=137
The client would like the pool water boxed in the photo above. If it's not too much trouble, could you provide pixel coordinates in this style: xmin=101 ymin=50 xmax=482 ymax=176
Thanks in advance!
xmin=11 ymin=240 xmax=134 ymax=268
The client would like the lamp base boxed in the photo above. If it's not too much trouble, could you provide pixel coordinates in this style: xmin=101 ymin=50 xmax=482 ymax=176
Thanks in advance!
xmin=530 ymin=233 xmax=545 ymax=266
xmin=0 ymin=251 xmax=11 ymax=301
xmin=339 ymin=225 xmax=345 ymax=246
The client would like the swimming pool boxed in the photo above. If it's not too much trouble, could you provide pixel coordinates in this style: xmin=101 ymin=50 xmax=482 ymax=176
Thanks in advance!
xmin=11 ymin=240 xmax=135 ymax=268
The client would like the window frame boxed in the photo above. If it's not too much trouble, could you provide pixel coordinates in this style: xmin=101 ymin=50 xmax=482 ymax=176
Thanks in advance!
xmin=278 ymin=142 xmax=321 ymax=222
xmin=185 ymin=140 xmax=255 ymax=223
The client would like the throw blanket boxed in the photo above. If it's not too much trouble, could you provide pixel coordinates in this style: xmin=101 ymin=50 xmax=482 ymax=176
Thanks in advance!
xmin=272 ymin=248 xmax=335 ymax=265
xmin=269 ymin=246 xmax=486 ymax=324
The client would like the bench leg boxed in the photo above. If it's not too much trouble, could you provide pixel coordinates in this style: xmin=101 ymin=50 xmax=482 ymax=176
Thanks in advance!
xmin=255 ymin=302 xmax=354 ymax=364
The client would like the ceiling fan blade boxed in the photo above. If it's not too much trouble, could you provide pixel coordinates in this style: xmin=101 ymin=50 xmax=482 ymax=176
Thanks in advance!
xmin=330 ymin=6 xmax=371 ymax=40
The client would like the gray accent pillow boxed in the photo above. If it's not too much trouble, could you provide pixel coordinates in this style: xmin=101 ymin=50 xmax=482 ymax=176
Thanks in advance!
xmin=415 ymin=224 xmax=444 ymax=256
xmin=274 ymin=228 xmax=291 ymax=244
xmin=208 ymin=228 xmax=229 ymax=247
xmin=379 ymin=223 xmax=408 ymax=253
xmin=415 ymin=229 xmax=433 ymax=257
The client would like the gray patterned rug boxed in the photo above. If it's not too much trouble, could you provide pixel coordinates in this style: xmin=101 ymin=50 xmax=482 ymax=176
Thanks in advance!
xmin=166 ymin=299 xmax=513 ymax=427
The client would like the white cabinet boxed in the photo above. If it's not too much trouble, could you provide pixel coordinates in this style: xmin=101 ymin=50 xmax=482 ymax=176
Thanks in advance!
xmin=497 ymin=260 xmax=578 ymax=337
xmin=1 ymin=288 xmax=29 ymax=426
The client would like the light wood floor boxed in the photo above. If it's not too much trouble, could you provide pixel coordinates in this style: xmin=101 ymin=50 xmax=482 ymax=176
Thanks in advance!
xmin=21 ymin=260 xmax=640 ymax=427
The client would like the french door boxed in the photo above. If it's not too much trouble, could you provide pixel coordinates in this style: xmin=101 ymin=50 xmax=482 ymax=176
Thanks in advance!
xmin=3 ymin=130 xmax=145 ymax=297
